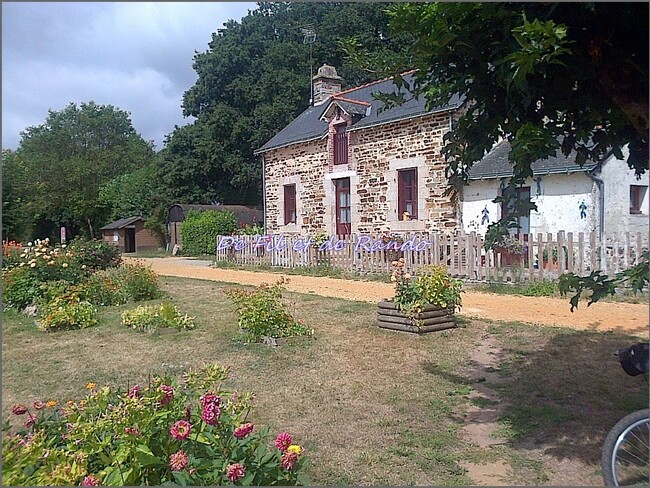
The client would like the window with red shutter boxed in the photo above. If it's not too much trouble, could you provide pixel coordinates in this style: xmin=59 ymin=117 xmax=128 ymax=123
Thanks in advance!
xmin=283 ymin=184 xmax=296 ymax=224
xmin=398 ymin=169 xmax=418 ymax=220
xmin=333 ymin=124 xmax=348 ymax=165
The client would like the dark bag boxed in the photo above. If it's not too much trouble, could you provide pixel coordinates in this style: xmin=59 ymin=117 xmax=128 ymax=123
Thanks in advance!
xmin=617 ymin=342 xmax=649 ymax=376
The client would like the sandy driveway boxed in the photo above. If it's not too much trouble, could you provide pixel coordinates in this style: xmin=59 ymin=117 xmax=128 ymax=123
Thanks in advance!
xmin=130 ymin=257 xmax=649 ymax=337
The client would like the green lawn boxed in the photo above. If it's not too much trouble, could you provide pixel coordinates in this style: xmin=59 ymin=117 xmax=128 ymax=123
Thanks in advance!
xmin=2 ymin=276 xmax=646 ymax=485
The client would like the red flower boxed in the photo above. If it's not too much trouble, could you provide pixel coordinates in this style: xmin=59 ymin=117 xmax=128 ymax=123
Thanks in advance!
xmin=82 ymin=474 xmax=100 ymax=486
xmin=226 ymin=463 xmax=246 ymax=482
xmin=170 ymin=420 xmax=192 ymax=440
xmin=169 ymin=450 xmax=189 ymax=471
xmin=159 ymin=385 xmax=174 ymax=405
xmin=11 ymin=404 xmax=27 ymax=415
xmin=274 ymin=432 xmax=293 ymax=452
xmin=233 ymin=423 xmax=254 ymax=439
xmin=33 ymin=401 xmax=45 ymax=410
xmin=127 ymin=384 xmax=141 ymax=398
xmin=281 ymin=451 xmax=299 ymax=471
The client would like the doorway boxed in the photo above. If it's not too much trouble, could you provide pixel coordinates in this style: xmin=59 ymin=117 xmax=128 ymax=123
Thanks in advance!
xmin=124 ymin=228 xmax=136 ymax=253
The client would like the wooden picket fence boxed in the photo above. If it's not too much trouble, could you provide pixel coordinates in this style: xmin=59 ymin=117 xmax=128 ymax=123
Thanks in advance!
xmin=214 ymin=231 xmax=648 ymax=283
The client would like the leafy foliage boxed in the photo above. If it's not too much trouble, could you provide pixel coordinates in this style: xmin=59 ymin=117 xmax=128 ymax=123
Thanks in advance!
xmin=37 ymin=296 xmax=98 ymax=332
xmin=67 ymin=237 xmax=123 ymax=272
xmin=559 ymin=251 xmax=650 ymax=311
xmin=179 ymin=210 xmax=238 ymax=256
xmin=121 ymin=303 xmax=195 ymax=332
xmin=391 ymin=260 xmax=463 ymax=316
xmin=2 ymin=267 xmax=42 ymax=310
xmin=2 ymin=364 xmax=309 ymax=486
xmin=13 ymin=102 xmax=156 ymax=240
xmin=224 ymin=279 xmax=313 ymax=343
xmin=118 ymin=261 xmax=163 ymax=302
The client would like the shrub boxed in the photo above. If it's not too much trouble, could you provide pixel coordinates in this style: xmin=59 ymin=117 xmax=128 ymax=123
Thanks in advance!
xmin=224 ymin=280 xmax=313 ymax=343
xmin=2 ymin=364 xmax=309 ymax=486
xmin=37 ymin=296 xmax=98 ymax=332
xmin=16 ymin=239 xmax=87 ymax=284
xmin=77 ymin=268 xmax=130 ymax=306
xmin=67 ymin=237 xmax=122 ymax=271
xmin=2 ymin=241 xmax=24 ymax=270
xmin=234 ymin=223 xmax=265 ymax=236
xmin=391 ymin=260 xmax=463 ymax=316
xmin=180 ymin=210 xmax=238 ymax=256
xmin=2 ymin=267 xmax=42 ymax=310
xmin=119 ymin=261 xmax=162 ymax=301
xmin=121 ymin=303 xmax=195 ymax=332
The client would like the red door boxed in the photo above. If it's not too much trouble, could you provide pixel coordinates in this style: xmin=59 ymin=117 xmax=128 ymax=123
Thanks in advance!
xmin=335 ymin=178 xmax=351 ymax=236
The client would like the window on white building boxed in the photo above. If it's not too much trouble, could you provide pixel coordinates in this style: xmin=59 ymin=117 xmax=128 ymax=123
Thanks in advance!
xmin=630 ymin=185 xmax=647 ymax=214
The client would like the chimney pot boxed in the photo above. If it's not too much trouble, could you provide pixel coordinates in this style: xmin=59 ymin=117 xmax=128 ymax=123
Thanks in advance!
xmin=312 ymin=64 xmax=343 ymax=106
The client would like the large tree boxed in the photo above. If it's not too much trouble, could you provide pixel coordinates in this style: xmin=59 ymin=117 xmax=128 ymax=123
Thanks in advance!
xmin=343 ymin=2 xmax=648 ymax=305
xmin=16 ymin=101 xmax=156 ymax=240
xmin=2 ymin=149 xmax=30 ymax=242
xmin=158 ymin=1 xmax=404 ymax=209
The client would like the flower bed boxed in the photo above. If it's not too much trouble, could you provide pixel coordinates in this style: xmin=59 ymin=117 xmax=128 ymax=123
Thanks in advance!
xmin=2 ymin=364 xmax=309 ymax=486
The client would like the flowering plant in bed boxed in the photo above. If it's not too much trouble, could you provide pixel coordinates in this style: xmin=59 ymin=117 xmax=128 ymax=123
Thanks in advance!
xmin=2 ymin=363 xmax=309 ymax=486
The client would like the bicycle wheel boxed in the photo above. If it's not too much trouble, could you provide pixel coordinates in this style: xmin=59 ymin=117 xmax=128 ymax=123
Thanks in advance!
xmin=602 ymin=409 xmax=649 ymax=486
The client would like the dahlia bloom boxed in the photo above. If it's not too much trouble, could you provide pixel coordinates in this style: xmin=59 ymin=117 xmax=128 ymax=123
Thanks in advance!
xmin=12 ymin=404 xmax=27 ymax=415
xmin=274 ymin=432 xmax=293 ymax=452
xmin=170 ymin=420 xmax=192 ymax=440
xmin=287 ymin=444 xmax=302 ymax=455
xmin=160 ymin=385 xmax=174 ymax=405
xmin=45 ymin=400 xmax=58 ymax=408
xmin=226 ymin=463 xmax=246 ymax=482
xmin=24 ymin=415 xmax=36 ymax=428
xmin=33 ymin=400 xmax=46 ymax=410
xmin=233 ymin=423 xmax=254 ymax=439
xmin=82 ymin=474 xmax=100 ymax=486
xmin=281 ymin=451 xmax=299 ymax=471
xmin=169 ymin=450 xmax=189 ymax=471
xmin=128 ymin=385 xmax=141 ymax=398
xmin=201 ymin=402 xmax=221 ymax=425
xmin=200 ymin=393 xmax=221 ymax=407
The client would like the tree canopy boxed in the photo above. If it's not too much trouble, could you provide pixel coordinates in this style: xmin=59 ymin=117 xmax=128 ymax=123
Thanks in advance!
xmin=158 ymin=1 xmax=404 ymax=210
xmin=8 ymin=101 xmax=156 ymax=240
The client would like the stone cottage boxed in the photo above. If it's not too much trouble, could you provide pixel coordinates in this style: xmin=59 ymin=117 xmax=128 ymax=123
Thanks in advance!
xmin=462 ymin=141 xmax=649 ymax=238
xmin=255 ymin=64 xmax=464 ymax=237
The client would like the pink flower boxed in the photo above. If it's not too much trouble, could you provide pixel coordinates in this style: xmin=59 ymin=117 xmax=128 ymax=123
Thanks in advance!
xmin=200 ymin=393 xmax=221 ymax=407
xmin=82 ymin=474 xmax=100 ymax=486
xmin=33 ymin=401 xmax=45 ymax=410
xmin=124 ymin=426 xmax=141 ymax=437
xmin=169 ymin=450 xmax=189 ymax=471
xmin=281 ymin=451 xmax=299 ymax=471
xmin=226 ymin=463 xmax=246 ymax=482
xmin=201 ymin=402 xmax=221 ymax=425
xmin=160 ymin=385 xmax=174 ymax=405
xmin=274 ymin=432 xmax=293 ymax=452
xmin=127 ymin=385 xmax=141 ymax=398
xmin=11 ymin=404 xmax=27 ymax=415
xmin=233 ymin=423 xmax=254 ymax=439
xmin=170 ymin=420 xmax=191 ymax=440
xmin=24 ymin=415 xmax=36 ymax=428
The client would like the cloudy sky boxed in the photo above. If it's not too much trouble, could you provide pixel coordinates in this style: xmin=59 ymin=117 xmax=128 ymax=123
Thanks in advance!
xmin=2 ymin=2 xmax=256 ymax=151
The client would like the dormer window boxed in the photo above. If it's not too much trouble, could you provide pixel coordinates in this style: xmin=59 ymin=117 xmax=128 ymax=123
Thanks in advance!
xmin=333 ymin=124 xmax=348 ymax=165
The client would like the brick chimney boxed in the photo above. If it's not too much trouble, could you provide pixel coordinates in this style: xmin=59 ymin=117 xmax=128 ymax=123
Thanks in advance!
xmin=312 ymin=64 xmax=343 ymax=106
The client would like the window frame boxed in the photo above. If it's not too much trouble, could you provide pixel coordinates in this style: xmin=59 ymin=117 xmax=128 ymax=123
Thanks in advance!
xmin=397 ymin=168 xmax=418 ymax=220
xmin=630 ymin=185 xmax=647 ymax=214
xmin=283 ymin=184 xmax=297 ymax=224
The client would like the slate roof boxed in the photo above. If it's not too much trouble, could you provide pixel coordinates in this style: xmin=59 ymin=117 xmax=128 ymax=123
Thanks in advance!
xmin=100 ymin=216 xmax=142 ymax=231
xmin=255 ymin=72 xmax=464 ymax=154
xmin=468 ymin=140 xmax=600 ymax=180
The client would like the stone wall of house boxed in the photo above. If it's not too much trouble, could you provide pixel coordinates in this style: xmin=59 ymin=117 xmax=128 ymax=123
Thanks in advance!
xmin=263 ymin=111 xmax=458 ymax=236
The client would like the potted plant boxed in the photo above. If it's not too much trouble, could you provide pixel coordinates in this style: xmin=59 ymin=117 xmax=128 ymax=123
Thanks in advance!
xmin=377 ymin=258 xmax=463 ymax=333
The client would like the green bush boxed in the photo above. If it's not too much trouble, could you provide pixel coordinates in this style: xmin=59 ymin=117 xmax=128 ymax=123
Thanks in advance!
xmin=121 ymin=303 xmax=195 ymax=332
xmin=224 ymin=280 xmax=313 ymax=343
xmin=180 ymin=210 xmax=238 ymax=256
xmin=67 ymin=237 xmax=122 ymax=271
xmin=119 ymin=261 xmax=163 ymax=301
xmin=2 ymin=267 xmax=42 ymax=310
xmin=77 ymin=269 xmax=130 ymax=306
xmin=2 ymin=364 xmax=309 ymax=486
xmin=37 ymin=296 xmax=98 ymax=332
xmin=391 ymin=261 xmax=463 ymax=316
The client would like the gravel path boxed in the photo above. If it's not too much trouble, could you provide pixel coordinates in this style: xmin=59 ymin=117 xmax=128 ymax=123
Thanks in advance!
xmin=129 ymin=257 xmax=649 ymax=337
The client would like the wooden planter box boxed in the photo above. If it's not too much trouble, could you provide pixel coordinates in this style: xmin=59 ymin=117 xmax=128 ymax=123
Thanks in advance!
xmin=376 ymin=300 xmax=456 ymax=334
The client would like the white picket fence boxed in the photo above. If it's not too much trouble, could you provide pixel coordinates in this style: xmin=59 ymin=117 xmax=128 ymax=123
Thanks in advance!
xmin=214 ymin=231 xmax=648 ymax=283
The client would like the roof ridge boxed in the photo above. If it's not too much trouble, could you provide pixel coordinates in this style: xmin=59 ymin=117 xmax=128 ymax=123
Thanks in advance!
xmin=330 ymin=95 xmax=371 ymax=106
xmin=334 ymin=69 xmax=418 ymax=98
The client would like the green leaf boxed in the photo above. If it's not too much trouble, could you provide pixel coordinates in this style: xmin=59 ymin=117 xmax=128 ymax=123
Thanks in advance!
xmin=135 ymin=444 xmax=163 ymax=466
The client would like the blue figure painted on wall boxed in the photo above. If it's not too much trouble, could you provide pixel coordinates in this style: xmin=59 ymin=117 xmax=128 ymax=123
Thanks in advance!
xmin=579 ymin=200 xmax=587 ymax=219
xmin=481 ymin=205 xmax=490 ymax=225
xmin=535 ymin=176 xmax=543 ymax=196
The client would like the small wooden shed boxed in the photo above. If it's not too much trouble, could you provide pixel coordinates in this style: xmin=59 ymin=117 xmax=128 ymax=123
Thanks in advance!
xmin=168 ymin=204 xmax=263 ymax=249
xmin=100 ymin=216 xmax=159 ymax=253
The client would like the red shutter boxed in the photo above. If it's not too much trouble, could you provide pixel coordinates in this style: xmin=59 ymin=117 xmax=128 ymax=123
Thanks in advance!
xmin=398 ymin=169 xmax=418 ymax=219
xmin=284 ymin=185 xmax=296 ymax=224
xmin=333 ymin=124 xmax=348 ymax=165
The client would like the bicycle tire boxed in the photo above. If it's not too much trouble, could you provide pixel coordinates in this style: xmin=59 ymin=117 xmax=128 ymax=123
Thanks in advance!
xmin=602 ymin=409 xmax=649 ymax=486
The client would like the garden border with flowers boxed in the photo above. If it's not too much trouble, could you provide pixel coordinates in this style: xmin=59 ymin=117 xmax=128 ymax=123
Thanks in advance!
xmin=3 ymin=363 xmax=309 ymax=486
